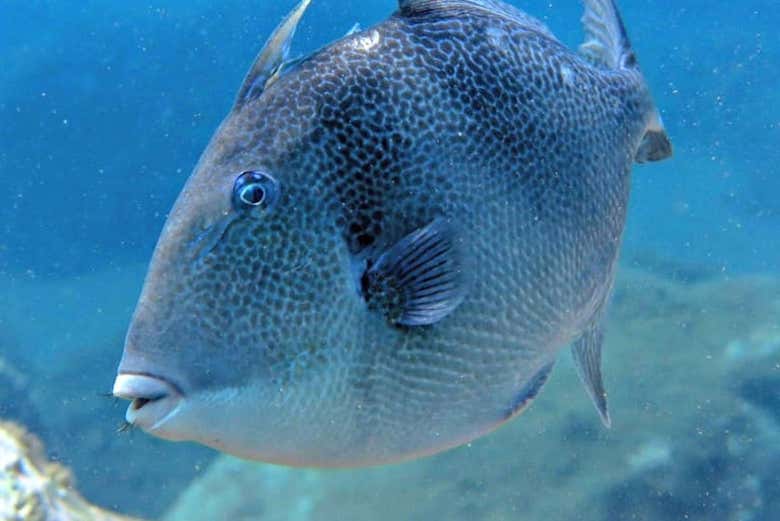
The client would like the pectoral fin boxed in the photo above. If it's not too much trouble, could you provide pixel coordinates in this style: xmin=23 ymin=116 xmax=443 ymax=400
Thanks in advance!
xmin=572 ymin=323 xmax=611 ymax=428
xmin=361 ymin=219 xmax=465 ymax=327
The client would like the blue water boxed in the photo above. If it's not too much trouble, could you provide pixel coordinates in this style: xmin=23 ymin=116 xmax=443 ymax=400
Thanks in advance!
xmin=1 ymin=1 xmax=778 ymax=519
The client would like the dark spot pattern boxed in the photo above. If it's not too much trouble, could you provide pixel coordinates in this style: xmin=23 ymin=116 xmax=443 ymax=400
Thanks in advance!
xmin=120 ymin=2 xmax=656 ymax=465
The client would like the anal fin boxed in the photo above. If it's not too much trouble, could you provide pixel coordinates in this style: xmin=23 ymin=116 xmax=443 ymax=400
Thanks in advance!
xmin=572 ymin=322 xmax=611 ymax=428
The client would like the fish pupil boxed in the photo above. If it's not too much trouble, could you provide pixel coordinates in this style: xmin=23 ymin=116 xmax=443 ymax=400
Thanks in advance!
xmin=240 ymin=184 xmax=266 ymax=206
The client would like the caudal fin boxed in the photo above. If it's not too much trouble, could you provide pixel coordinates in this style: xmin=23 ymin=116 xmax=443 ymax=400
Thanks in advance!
xmin=636 ymin=111 xmax=672 ymax=163
xmin=581 ymin=0 xmax=673 ymax=162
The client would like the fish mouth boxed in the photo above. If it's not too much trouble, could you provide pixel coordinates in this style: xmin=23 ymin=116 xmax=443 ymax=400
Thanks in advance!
xmin=112 ymin=373 xmax=183 ymax=432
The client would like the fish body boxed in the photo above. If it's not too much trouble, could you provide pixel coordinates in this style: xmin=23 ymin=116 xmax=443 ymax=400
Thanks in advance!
xmin=113 ymin=0 xmax=671 ymax=466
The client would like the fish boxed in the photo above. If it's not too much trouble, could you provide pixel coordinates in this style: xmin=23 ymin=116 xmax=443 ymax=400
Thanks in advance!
xmin=112 ymin=0 xmax=672 ymax=467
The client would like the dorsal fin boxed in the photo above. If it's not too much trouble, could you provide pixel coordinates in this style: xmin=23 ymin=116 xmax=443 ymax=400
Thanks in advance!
xmin=398 ymin=0 xmax=554 ymax=38
xmin=579 ymin=0 xmax=636 ymax=69
xmin=580 ymin=1 xmax=673 ymax=163
xmin=236 ymin=0 xmax=312 ymax=105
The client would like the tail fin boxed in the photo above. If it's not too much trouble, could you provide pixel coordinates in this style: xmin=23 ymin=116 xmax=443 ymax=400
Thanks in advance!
xmin=636 ymin=110 xmax=672 ymax=163
xmin=581 ymin=0 xmax=673 ymax=162
xmin=580 ymin=0 xmax=636 ymax=70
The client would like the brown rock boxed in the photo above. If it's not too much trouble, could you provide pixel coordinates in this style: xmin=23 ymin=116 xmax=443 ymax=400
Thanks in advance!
xmin=0 ymin=421 xmax=144 ymax=521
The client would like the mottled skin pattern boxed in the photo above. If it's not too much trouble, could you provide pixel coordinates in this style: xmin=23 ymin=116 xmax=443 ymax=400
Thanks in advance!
xmin=118 ymin=2 xmax=657 ymax=465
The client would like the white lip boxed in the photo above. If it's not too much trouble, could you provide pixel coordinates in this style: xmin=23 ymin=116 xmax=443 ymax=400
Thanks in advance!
xmin=113 ymin=373 xmax=182 ymax=431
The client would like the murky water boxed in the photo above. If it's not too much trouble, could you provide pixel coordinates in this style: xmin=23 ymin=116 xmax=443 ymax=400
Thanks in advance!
xmin=1 ymin=1 xmax=778 ymax=519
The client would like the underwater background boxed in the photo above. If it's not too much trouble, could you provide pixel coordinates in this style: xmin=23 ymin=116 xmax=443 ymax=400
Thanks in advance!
xmin=0 ymin=0 xmax=778 ymax=519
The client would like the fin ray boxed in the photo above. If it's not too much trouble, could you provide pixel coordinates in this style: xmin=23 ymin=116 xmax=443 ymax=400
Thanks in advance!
xmin=579 ymin=0 xmax=635 ymax=69
xmin=363 ymin=218 xmax=465 ymax=327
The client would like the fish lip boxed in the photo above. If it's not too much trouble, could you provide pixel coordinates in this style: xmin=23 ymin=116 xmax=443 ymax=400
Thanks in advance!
xmin=113 ymin=372 xmax=184 ymax=432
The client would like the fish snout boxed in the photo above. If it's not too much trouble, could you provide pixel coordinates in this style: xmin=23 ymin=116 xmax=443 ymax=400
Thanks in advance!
xmin=112 ymin=373 xmax=183 ymax=433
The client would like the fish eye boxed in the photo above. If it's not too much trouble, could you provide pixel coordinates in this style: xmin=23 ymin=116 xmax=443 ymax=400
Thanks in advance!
xmin=233 ymin=170 xmax=280 ymax=212
xmin=240 ymin=184 xmax=265 ymax=206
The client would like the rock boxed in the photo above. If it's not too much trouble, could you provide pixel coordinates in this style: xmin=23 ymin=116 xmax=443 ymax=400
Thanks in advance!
xmin=602 ymin=404 xmax=780 ymax=521
xmin=0 ymin=267 xmax=216 ymax=519
xmin=0 ymin=421 xmax=143 ymax=521
xmin=0 ymin=335 xmax=42 ymax=435
xmin=164 ymin=268 xmax=780 ymax=521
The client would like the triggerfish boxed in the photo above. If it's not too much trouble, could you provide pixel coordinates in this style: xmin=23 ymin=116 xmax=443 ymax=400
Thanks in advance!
xmin=113 ymin=0 xmax=672 ymax=466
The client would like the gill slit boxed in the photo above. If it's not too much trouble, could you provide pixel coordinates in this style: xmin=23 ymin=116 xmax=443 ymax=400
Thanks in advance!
xmin=189 ymin=213 xmax=240 ymax=263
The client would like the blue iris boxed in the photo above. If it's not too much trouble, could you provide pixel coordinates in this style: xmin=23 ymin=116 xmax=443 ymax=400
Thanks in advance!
xmin=232 ymin=170 xmax=280 ymax=211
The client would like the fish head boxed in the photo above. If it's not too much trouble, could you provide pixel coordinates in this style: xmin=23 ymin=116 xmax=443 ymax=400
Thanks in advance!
xmin=113 ymin=106 xmax=362 ymax=460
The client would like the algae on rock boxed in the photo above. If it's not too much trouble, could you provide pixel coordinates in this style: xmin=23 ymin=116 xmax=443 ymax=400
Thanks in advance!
xmin=0 ymin=421 xmax=143 ymax=521
xmin=0 ymin=266 xmax=215 ymax=518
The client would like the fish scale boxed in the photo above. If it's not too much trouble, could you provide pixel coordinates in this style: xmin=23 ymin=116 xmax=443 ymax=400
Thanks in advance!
xmin=113 ymin=0 xmax=671 ymax=466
